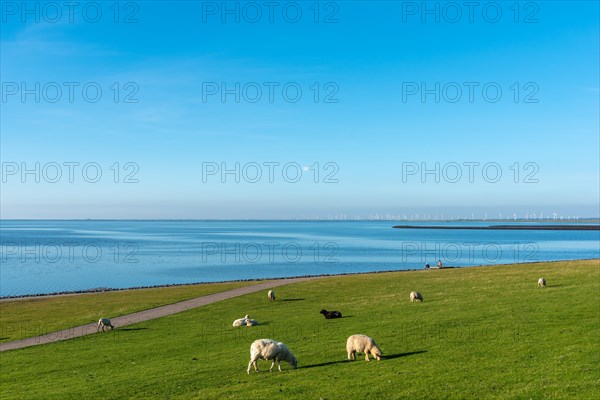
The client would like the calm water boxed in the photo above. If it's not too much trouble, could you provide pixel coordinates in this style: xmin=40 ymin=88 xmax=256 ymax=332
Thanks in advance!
xmin=1 ymin=220 xmax=598 ymax=296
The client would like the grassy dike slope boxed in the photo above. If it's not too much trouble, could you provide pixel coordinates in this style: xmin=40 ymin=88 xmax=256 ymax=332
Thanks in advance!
xmin=1 ymin=259 xmax=598 ymax=399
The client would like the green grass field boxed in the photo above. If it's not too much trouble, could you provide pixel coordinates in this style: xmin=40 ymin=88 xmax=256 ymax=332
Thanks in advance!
xmin=1 ymin=259 xmax=598 ymax=399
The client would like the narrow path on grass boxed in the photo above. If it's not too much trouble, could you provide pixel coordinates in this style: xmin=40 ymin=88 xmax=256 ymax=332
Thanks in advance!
xmin=0 ymin=277 xmax=321 ymax=352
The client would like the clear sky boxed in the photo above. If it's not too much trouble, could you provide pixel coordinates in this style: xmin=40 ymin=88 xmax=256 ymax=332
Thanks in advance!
xmin=1 ymin=1 xmax=598 ymax=219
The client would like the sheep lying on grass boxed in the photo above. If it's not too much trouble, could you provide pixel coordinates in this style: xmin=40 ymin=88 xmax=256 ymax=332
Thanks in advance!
xmin=247 ymin=339 xmax=298 ymax=373
xmin=346 ymin=334 xmax=382 ymax=361
xmin=410 ymin=291 xmax=423 ymax=302
xmin=320 ymin=309 xmax=342 ymax=319
xmin=538 ymin=278 xmax=547 ymax=287
xmin=97 ymin=318 xmax=114 ymax=332
xmin=246 ymin=318 xmax=259 ymax=326
xmin=233 ymin=315 xmax=249 ymax=327
xmin=268 ymin=290 xmax=276 ymax=301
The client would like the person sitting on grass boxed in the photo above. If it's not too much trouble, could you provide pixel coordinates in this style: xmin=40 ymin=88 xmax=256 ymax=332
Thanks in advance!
xmin=437 ymin=260 xmax=443 ymax=268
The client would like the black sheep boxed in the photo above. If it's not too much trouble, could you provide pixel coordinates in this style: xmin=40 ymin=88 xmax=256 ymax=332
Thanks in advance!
xmin=320 ymin=309 xmax=342 ymax=319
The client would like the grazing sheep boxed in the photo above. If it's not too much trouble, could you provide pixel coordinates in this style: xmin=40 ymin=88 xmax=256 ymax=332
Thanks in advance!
xmin=320 ymin=309 xmax=342 ymax=319
xmin=246 ymin=318 xmax=259 ymax=326
xmin=247 ymin=339 xmax=298 ymax=374
xmin=346 ymin=334 xmax=382 ymax=361
xmin=232 ymin=315 xmax=250 ymax=327
xmin=267 ymin=290 xmax=276 ymax=301
xmin=410 ymin=291 xmax=424 ymax=302
xmin=538 ymin=278 xmax=547 ymax=288
xmin=97 ymin=318 xmax=114 ymax=332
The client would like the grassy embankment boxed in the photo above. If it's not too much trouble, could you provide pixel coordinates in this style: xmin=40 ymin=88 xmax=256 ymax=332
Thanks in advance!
xmin=1 ymin=259 xmax=598 ymax=399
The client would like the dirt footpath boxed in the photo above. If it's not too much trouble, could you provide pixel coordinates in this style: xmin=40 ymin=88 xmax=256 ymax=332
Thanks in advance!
xmin=0 ymin=276 xmax=319 ymax=352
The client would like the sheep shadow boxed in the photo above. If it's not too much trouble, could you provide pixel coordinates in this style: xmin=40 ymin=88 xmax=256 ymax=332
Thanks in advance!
xmin=382 ymin=350 xmax=427 ymax=360
xmin=298 ymin=351 xmax=427 ymax=370
xmin=118 ymin=327 xmax=149 ymax=332
xmin=300 ymin=360 xmax=348 ymax=369
xmin=281 ymin=298 xmax=305 ymax=302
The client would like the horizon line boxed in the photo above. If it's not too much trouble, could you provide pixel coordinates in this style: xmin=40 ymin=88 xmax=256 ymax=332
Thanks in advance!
xmin=1 ymin=218 xmax=599 ymax=222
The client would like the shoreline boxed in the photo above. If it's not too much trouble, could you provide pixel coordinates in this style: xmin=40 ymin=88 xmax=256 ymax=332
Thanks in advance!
xmin=3 ymin=258 xmax=598 ymax=301
xmin=393 ymin=224 xmax=600 ymax=230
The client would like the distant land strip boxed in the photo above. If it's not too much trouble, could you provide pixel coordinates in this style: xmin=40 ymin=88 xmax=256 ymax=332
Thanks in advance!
xmin=392 ymin=225 xmax=600 ymax=230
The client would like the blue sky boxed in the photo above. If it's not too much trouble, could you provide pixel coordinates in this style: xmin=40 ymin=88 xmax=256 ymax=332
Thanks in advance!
xmin=1 ymin=1 xmax=598 ymax=219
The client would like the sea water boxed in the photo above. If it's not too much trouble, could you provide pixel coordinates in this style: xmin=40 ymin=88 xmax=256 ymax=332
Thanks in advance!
xmin=1 ymin=220 xmax=598 ymax=296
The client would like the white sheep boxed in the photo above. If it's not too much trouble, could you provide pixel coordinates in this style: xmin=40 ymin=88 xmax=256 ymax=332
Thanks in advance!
xmin=247 ymin=339 xmax=298 ymax=373
xmin=538 ymin=278 xmax=547 ymax=287
xmin=346 ymin=334 xmax=382 ymax=361
xmin=268 ymin=290 xmax=275 ymax=301
xmin=97 ymin=318 xmax=114 ymax=332
xmin=232 ymin=315 xmax=249 ymax=327
xmin=246 ymin=318 xmax=259 ymax=326
xmin=410 ymin=291 xmax=424 ymax=302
